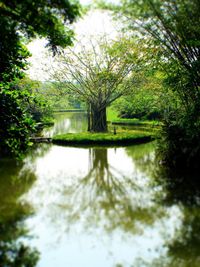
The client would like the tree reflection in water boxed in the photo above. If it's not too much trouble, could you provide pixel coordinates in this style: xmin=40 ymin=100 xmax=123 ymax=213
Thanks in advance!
xmin=42 ymin=112 xmax=87 ymax=137
xmin=159 ymin=168 xmax=200 ymax=267
xmin=0 ymin=159 xmax=39 ymax=267
xmin=115 ymin=144 xmax=200 ymax=267
xmin=146 ymin=166 xmax=200 ymax=267
xmin=57 ymin=146 xmax=163 ymax=234
xmin=125 ymin=142 xmax=155 ymax=177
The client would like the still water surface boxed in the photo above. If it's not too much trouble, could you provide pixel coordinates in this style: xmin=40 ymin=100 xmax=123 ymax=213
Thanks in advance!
xmin=1 ymin=113 xmax=200 ymax=267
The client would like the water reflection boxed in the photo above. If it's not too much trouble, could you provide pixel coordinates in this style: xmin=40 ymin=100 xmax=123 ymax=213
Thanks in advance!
xmin=60 ymin=147 xmax=162 ymax=233
xmin=156 ymin=167 xmax=200 ymax=206
xmin=3 ymin=111 xmax=200 ymax=267
xmin=42 ymin=112 xmax=87 ymax=137
xmin=126 ymin=142 xmax=155 ymax=176
xmin=23 ymin=143 xmax=182 ymax=267
xmin=152 ymin=167 xmax=200 ymax=267
xmin=0 ymin=159 xmax=39 ymax=267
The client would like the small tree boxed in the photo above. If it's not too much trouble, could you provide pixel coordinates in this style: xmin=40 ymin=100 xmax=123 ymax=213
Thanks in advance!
xmin=53 ymin=37 xmax=138 ymax=132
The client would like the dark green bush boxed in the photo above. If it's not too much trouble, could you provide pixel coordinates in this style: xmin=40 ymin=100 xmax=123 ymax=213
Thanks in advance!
xmin=157 ymin=106 xmax=200 ymax=169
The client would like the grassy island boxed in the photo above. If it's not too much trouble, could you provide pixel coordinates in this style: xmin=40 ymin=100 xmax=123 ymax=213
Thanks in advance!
xmin=52 ymin=131 xmax=155 ymax=147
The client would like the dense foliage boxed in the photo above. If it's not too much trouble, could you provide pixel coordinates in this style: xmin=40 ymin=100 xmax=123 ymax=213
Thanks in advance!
xmin=0 ymin=81 xmax=35 ymax=157
xmin=0 ymin=78 xmax=54 ymax=157
xmin=0 ymin=0 xmax=80 ymax=82
xmin=113 ymin=70 xmax=164 ymax=120
xmin=0 ymin=0 xmax=80 ymax=157
xmin=117 ymin=0 xmax=200 ymax=167
xmin=36 ymin=81 xmax=83 ymax=111
xmin=17 ymin=78 xmax=53 ymax=124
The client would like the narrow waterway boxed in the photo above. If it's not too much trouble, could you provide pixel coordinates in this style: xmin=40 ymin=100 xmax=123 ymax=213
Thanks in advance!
xmin=1 ymin=113 xmax=200 ymax=267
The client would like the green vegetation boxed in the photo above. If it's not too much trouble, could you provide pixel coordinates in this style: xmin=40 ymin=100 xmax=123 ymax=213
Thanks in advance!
xmin=107 ymin=107 xmax=119 ymax=122
xmin=111 ymin=119 xmax=159 ymax=126
xmin=107 ymin=107 xmax=160 ymax=127
xmin=0 ymin=0 xmax=80 ymax=157
xmin=17 ymin=78 xmax=54 ymax=125
xmin=52 ymin=131 xmax=154 ymax=146
xmin=112 ymin=71 xmax=165 ymax=120
xmin=1 ymin=0 xmax=200 ymax=265
xmin=37 ymin=81 xmax=85 ymax=111
xmin=115 ymin=0 xmax=200 ymax=168
xmin=0 ymin=0 xmax=199 ymax=169
xmin=0 ymin=81 xmax=35 ymax=157
xmin=0 ymin=78 xmax=54 ymax=157
xmin=52 ymin=35 xmax=141 ymax=132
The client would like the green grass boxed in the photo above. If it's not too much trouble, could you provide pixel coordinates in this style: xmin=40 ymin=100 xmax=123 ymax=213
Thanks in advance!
xmin=107 ymin=107 xmax=161 ymax=127
xmin=52 ymin=130 xmax=154 ymax=147
xmin=111 ymin=118 xmax=160 ymax=126
xmin=107 ymin=107 xmax=119 ymax=121
xmin=53 ymin=109 xmax=86 ymax=113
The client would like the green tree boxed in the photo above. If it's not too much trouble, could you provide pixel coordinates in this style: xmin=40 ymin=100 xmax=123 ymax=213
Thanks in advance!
xmin=52 ymin=36 xmax=139 ymax=132
xmin=113 ymin=70 xmax=165 ymax=120
xmin=120 ymin=0 xmax=200 ymax=102
xmin=0 ymin=0 xmax=80 ymax=157
xmin=0 ymin=81 xmax=35 ymax=157
xmin=17 ymin=78 xmax=53 ymax=124
xmin=117 ymin=0 xmax=200 ymax=167
xmin=0 ymin=0 xmax=80 ymax=81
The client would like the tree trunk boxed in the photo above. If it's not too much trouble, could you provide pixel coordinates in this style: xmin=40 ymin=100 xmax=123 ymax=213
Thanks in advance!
xmin=90 ymin=106 xmax=107 ymax=132
xmin=87 ymin=104 xmax=91 ymax=132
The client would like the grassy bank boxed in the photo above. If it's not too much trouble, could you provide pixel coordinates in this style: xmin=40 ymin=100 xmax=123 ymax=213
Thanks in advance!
xmin=53 ymin=109 xmax=86 ymax=113
xmin=110 ymin=118 xmax=160 ymax=126
xmin=52 ymin=131 xmax=154 ymax=147
xmin=107 ymin=107 xmax=161 ymax=127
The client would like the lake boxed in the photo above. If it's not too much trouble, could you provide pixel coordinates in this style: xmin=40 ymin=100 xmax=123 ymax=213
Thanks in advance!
xmin=1 ymin=112 xmax=200 ymax=267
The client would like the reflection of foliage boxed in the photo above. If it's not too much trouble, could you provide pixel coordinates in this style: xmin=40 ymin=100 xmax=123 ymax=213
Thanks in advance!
xmin=25 ymin=143 xmax=52 ymax=161
xmin=42 ymin=112 xmax=87 ymax=137
xmin=0 ymin=238 xmax=39 ymax=267
xmin=0 ymin=159 xmax=39 ymax=267
xmin=168 ymin=211 xmax=200 ymax=267
xmin=125 ymin=142 xmax=155 ymax=177
xmin=155 ymin=167 xmax=200 ymax=206
xmin=58 ymin=147 xmax=163 ymax=234
xmin=153 ymin=166 xmax=200 ymax=267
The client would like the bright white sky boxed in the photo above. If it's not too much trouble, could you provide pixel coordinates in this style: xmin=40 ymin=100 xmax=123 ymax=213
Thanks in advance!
xmin=27 ymin=5 xmax=120 ymax=81
xmin=79 ymin=0 xmax=120 ymax=5
xmin=80 ymin=0 xmax=92 ymax=4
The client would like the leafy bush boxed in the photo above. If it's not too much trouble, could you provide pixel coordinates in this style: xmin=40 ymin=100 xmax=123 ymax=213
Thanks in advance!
xmin=157 ymin=105 xmax=200 ymax=169
xmin=113 ymin=71 xmax=165 ymax=120
xmin=0 ymin=82 xmax=35 ymax=157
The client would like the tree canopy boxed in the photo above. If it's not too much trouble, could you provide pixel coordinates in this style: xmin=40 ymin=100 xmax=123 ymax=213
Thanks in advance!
xmin=0 ymin=0 xmax=80 ymax=157
xmin=0 ymin=0 xmax=80 ymax=81
xmin=111 ymin=0 xmax=200 ymax=167
xmin=52 ymin=36 xmax=140 ymax=132
xmin=119 ymin=0 xmax=200 ymax=104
